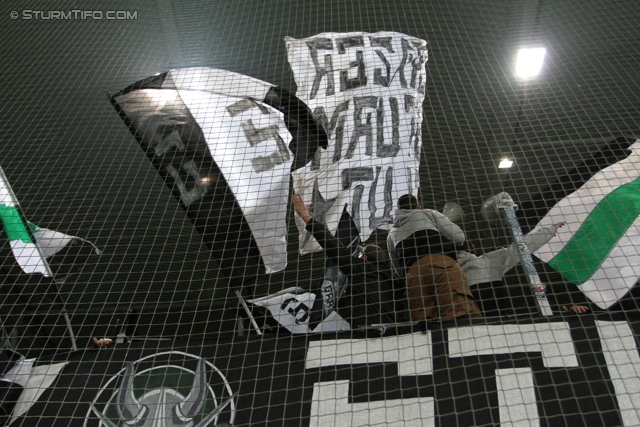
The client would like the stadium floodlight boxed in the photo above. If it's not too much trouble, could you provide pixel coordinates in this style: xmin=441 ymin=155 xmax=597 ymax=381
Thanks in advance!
xmin=499 ymin=158 xmax=514 ymax=168
xmin=515 ymin=47 xmax=546 ymax=78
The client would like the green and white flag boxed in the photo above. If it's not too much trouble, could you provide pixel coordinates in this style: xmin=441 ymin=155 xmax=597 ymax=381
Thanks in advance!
xmin=0 ymin=167 xmax=100 ymax=279
xmin=532 ymin=140 xmax=640 ymax=309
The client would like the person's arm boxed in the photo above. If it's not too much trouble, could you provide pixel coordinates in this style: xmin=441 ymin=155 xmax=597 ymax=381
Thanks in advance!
xmin=292 ymin=194 xmax=313 ymax=224
xmin=427 ymin=210 xmax=466 ymax=246
xmin=543 ymin=274 xmax=591 ymax=315
xmin=524 ymin=222 xmax=565 ymax=253
xmin=292 ymin=195 xmax=360 ymax=277
xmin=386 ymin=232 xmax=402 ymax=277
xmin=562 ymin=305 xmax=590 ymax=314
xmin=480 ymin=222 xmax=566 ymax=278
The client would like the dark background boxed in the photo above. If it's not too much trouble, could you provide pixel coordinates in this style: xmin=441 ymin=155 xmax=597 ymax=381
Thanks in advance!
xmin=0 ymin=0 xmax=638 ymax=356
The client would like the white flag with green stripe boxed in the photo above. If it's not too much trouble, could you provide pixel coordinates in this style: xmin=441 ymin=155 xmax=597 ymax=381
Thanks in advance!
xmin=533 ymin=140 xmax=640 ymax=309
xmin=0 ymin=167 xmax=100 ymax=278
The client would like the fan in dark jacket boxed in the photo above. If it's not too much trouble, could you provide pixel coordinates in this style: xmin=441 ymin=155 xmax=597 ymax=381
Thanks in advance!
xmin=292 ymin=195 xmax=403 ymax=328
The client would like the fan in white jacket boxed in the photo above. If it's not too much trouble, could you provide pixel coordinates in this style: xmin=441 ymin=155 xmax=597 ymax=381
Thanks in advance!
xmin=387 ymin=208 xmax=466 ymax=276
xmin=456 ymin=221 xmax=588 ymax=316
xmin=386 ymin=195 xmax=481 ymax=321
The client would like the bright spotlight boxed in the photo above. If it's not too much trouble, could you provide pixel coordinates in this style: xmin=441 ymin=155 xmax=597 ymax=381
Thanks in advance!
xmin=499 ymin=159 xmax=514 ymax=169
xmin=515 ymin=47 xmax=546 ymax=78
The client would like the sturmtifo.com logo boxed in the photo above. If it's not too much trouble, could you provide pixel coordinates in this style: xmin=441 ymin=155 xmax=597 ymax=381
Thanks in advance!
xmin=85 ymin=352 xmax=236 ymax=427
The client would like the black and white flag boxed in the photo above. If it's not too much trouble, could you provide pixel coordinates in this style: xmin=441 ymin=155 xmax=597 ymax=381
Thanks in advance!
xmin=110 ymin=68 xmax=326 ymax=287
xmin=286 ymin=32 xmax=428 ymax=253
xmin=246 ymin=207 xmax=362 ymax=334
xmin=247 ymin=287 xmax=350 ymax=334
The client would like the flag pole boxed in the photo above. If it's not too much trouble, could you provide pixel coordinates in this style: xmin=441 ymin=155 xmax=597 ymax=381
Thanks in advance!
xmin=0 ymin=167 xmax=78 ymax=351
xmin=493 ymin=193 xmax=554 ymax=316
xmin=52 ymin=279 xmax=78 ymax=351
xmin=235 ymin=290 xmax=263 ymax=335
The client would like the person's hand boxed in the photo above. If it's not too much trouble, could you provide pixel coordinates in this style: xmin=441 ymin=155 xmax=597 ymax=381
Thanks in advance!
xmin=292 ymin=194 xmax=312 ymax=224
xmin=554 ymin=221 xmax=567 ymax=228
xmin=93 ymin=337 xmax=112 ymax=349
xmin=562 ymin=305 xmax=589 ymax=314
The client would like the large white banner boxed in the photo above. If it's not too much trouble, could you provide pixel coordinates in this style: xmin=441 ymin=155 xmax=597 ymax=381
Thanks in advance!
xmin=286 ymin=32 xmax=428 ymax=253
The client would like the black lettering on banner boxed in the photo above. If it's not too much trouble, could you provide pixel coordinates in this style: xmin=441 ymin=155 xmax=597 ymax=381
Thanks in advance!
xmin=397 ymin=39 xmax=411 ymax=89
xmin=313 ymin=101 xmax=350 ymax=165
xmin=227 ymin=98 xmax=291 ymax=173
xmin=371 ymin=36 xmax=395 ymax=87
xmin=225 ymin=98 xmax=270 ymax=117
xmin=351 ymin=184 xmax=365 ymax=229
xmin=404 ymin=95 xmax=416 ymax=111
xmin=241 ymin=119 xmax=279 ymax=147
xmin=341 ymin=167 xmax=375 ymax=190
xmin=341 ymin=167 xmax=377 ymax=230
xmin=166 ymin=160 xmax=207 ymax=207
xmin=340 ymin=50 xmax=368 ymax=92
xmin=369 ymin=36 xmax=394 ymax=53
xmin=373 ymin=50 xmax=393 ymax=87
xmin=332 ymin=119 xmax=346 ymax=164
xmin=376 ymin=98 xmax=385 ymax=157
xmin=240 ymin=119 xmax=290 ymax=173
xmin=411 ymin=41 xmax=428 ymax=94
xmin=345 ymin=96 xmax=379 ymax=159
xmin=280 ymin=298 xmax=310 ymax=324
xmin=322 ymin=282 xmax=335 ymax=311
xmin=406 ymin=167 xmax=414 ymax=195
xmin=383 ymin=166 xmax=394 ymax=220
xmin=405 ymin=94 xmax=422 ymax=158
xmin=305 ymin=39 xmax=335 ymax=100
xmin=314 ymin=101 xmax=351 ymax=137
xmin=369 ymin=166 xmax=394 ymax=228
xmin=376 ymin=97 xmax=400 ymax=158
xmin=398 ymin=39 xmax=428 ymax=93
xmin=336 ymin=35 xmax=364 ymax=54
xmin=373 ymin=37 xmax=426 ymax=90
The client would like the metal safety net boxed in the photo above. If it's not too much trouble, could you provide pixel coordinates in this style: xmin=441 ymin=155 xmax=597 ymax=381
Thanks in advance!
xmin=0 ymin=1 xmax=639 ymax=426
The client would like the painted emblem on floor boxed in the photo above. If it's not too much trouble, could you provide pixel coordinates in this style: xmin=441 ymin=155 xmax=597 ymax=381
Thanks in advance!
xmin=85 ymin=352 xmax=236 ymax=427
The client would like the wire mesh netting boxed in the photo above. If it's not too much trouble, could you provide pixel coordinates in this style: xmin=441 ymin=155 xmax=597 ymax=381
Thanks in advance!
xmin=0 ymin=1 xmax=639 ymax=426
